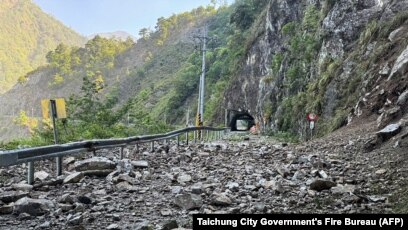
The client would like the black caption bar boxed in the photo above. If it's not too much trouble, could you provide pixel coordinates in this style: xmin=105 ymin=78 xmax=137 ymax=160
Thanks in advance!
xmin=193 ymin=214 xmax=408 ymax=230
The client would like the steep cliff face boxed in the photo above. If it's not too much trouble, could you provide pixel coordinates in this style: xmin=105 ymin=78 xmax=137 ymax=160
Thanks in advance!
xmin=224 ymin=0 xmax=408 ymax=138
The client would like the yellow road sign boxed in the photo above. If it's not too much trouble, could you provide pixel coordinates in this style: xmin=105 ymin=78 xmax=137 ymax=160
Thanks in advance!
xmin=41 ymin=99 xmax=50 ymax=119
xmin=55 ymin=98 xmax=67 ymax=119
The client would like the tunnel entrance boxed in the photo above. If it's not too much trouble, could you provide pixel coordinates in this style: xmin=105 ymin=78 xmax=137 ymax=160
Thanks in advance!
xmin=228 ymin=110 xmax=255 ymax=131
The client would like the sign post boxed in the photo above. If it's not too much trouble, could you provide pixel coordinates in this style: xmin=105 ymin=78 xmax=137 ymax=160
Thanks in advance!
xmin=41 ymin=98 xmax=67 ymax=176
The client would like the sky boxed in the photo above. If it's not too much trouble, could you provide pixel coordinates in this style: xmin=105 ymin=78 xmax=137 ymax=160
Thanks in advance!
xmin=33 ymin=0 xmax=233 ymax=37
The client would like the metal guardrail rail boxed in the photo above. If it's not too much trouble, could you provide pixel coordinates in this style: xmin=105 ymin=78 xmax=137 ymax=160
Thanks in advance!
xmin=0 ymin=126 xmax=228 ymax=184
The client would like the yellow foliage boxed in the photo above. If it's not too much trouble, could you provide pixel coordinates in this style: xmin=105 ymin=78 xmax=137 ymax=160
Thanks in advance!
xmin=13 ymin=110 xmax=38 ymax=133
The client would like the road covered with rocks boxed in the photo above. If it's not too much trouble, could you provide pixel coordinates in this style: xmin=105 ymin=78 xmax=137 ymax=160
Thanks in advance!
xmin=0 ymin=120 xmax=407 ymax=229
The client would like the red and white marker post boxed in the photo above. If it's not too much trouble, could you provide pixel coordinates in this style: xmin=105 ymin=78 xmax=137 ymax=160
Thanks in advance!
xmin=306 ymin=113 xmax=318 ymax=140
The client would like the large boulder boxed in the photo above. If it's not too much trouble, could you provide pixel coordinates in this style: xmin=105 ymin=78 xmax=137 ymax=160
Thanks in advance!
xmin=310 ymin=180 xmax=336 ymax=192
xmin=174 ymin=194 xmax=202 ymax=210
xmin=13 ymin=197 xmax=54 ymax=216
xmin=0 ymin=191 xmax=29 ymax=203
xmin=74 ymin=157 xmax=116 ymax=171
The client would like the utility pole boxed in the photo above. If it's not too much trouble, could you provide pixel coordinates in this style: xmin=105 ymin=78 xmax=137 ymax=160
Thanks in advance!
xmin=195 ymin=26 xmax=208 ymax=128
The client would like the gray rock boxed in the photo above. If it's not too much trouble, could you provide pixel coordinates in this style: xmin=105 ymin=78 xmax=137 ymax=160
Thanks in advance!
xmin=379 ymin=64 xmax=390 ymax=76
xmin=107 ymin=223 xmax=120 ymax=230
xmin=174 ymin=194 xmax=202 ymax=210
xmin=191 ymin=183 xmax=203 ymax=194
xmin=310 ymin=180 xmax=336 ymax=192
xmin=74 ymin=157 xmax=116 ymax=171
xmin=63 ymin=157 xmax=76 ymax=165
xmin=58 ymin=203 xmax=73 ymax=212
xmin=389 ymin=45 xmax=408 ymax=80
xmin=0 ymin=191 xmax=29 ymax=203
xmin=68 ymin=215 xmax=83 ymax=226
xmin=389 ymin=26 xmax=407 ymax=42
xmin=39 ymin=221 xmax=51 ymax=229
xmin=12 ymin=183 xmax=33 ymax=192
xmin=132 ymin=220 xmax=153 ymax=230
xmin=161 ymin=220 xmax=178 ymax=230
xmin=116 ymin=174 xmax=134 ymax=184
xmin=397 ymin=90 xmax=408 ymax=106
xmin=13 ymin=197 xmax=54 ymax=216
xmin=77 ymin=195 xmax=92 ymax=204
xmin=160 ymin=209 xmax=172 ymax=216
xmin=0 ymin=204 xmax=13 ymax=215
xmin=226 ymin=182 xmax=239 ymax=192
xmin=211 ymin=193 xmax=232 ymax=206
xmin=63 ymin=172 xmax=83 ymax=184
xmin=131 ymin=160 xmax=149 ymax=168
xmin=177 ymin=173 xmax=192 ymax=184
xmin=117 ymin=159 xmax=134 ymax=174
xmin=377 ymin=124 xmax=401 ymax=141
xmin=116 ymin=181 xmax=136 ymax=191
xmin=58 ymin=194 xmax=75 ymax=204
xmin=331 ymin=184 xmax=356 ymax=194
xmin=34 ymin=171 xmax=49 ymax=181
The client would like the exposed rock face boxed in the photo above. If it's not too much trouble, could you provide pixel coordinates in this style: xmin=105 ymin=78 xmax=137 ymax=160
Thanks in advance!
xmin=223 ymin=0 xmax=408 ymax=137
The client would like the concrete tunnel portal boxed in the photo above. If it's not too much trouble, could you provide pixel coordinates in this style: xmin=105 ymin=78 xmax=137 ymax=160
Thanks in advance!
xmin=228 ymin=110 xmax=255 ymax=131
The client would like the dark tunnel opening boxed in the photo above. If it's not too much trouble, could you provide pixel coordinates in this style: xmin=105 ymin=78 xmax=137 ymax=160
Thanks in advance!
xmin=229 ymin=112 xmax=255 ymax=131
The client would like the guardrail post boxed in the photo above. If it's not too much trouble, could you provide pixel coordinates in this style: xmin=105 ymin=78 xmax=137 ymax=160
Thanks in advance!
xmin=56 ymin=157 xmax=62 ymax=176
xmin=185 ymin=132 xmax=189 ymax=145
xmin=120 ymin=147 xmax=124 ymax=160
xmin=151 ymin=141 xmax=155 ymax=152
xmin=28 ymin=162 xmax=34 ymax=185
xmin=206 ymin=130 xmax=209 ymax=142
xmin=194 ymin=131 xmax=197 ymax=143
xmin=177 ymin=135 xmax=180 ymax=147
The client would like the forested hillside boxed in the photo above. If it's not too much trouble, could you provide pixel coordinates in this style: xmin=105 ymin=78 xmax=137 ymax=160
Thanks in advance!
xmin=0 ymin=0 xmax=86 ymax=93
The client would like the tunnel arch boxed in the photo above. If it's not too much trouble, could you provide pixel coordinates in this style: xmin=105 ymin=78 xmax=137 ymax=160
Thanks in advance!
xmin=229 ymin=111 xmax=255 ymax=131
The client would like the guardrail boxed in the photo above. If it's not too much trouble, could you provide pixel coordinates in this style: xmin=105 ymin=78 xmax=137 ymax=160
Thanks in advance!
xmin=0 ymin=126 xmax=228 ymax=184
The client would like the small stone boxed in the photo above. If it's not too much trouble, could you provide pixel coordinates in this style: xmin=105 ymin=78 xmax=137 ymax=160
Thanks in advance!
xmin=12 ymin=183 xmax=33 ymax=192
xmin=318 ymin=170 xmax=329 ymax=179
xmin=375 ymin=169 xmax=387 ymax=175
xmin=77 ymin=195 xmax=92 ymax=205
xmin=331 ymin=184 xmax=356 ymax=194
xmin=17 ymin=212 xmax=32 ymax=220
xmin=63 ymin=172 xmax=83 ymax=184
xmin=226 ymin=182 xmax=239 ymax=192
xmin=177 ymin=174 xmax=192 ymax=184
xmin=0 ymin=204 xmax=13 ymax=214
xmin=107 ymin=223 xmax=120 ymax=230
xmin=68 ymin=215 xmax=83 ymax=226
xmin=174 ymin=194 xmax=202 ymax=210
xmin=160 ymin=209 xmax=172 ymax=216
xmin=58 ymin=194 xmax=75 ymax=204
xmin=39 ymin=221 xmax=50 ymax=229
xmin=63 ymin=157 xmax=76 ymax=165
xmin=74 ymin=157 xmax=116 ymax=171
xmin=310 ymin=180 xmax=336 ymax=192
xmin=34 ymin=171 xmax=49 ymax=181
xmin=131 ymin=160 xmax=149 ymax=168
xmin=191 ymin=184 xmax=203 ymax=194
xmin=131 ymin=220 xmax=153 ymax=230
xmin=211 ymin=193 xmax=232 ymax=206
xmin=116 ymin=174 xmax=134 ymax=184
xmin=162 ymin=220 xmax=178 ymax=230
xmin=116 ymin=181 xmax=136 ymax=192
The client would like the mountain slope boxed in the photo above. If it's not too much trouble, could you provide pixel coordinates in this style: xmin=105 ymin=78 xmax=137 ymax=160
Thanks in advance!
xmin=0 ymin=0 xmax=86 ymax=93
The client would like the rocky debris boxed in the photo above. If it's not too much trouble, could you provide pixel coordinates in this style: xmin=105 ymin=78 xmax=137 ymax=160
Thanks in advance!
xmin=131 ymin=220 xmax=153 ymax=230
xmin=310 ymin=180 xmax=336 ymax=192
xmin=74 ymin=157 xmax=116 ymax=171
xmin=377 ymin=123 xmax=401 ymax=141
xmin=13 ymin=197 xmax=54 ymax=216
xmin=177 ymin=173 xmax=192 ymax=184
xmin=63 ymin=172 xmax=84 ymax=184
xmin=377 ymin=107 xmax=401 ymax=128
xmin=34 ymin=171 xmax=49 ymax=181
xmin=174 ymin=194 xmax=202 ymax=210
xmin=63 ymin=157 xmax=76 ymax=165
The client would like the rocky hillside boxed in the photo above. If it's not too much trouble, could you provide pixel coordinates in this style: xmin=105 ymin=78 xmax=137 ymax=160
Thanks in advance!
xmin=223 ymin=0 xmax=408 ymax=140
xmin=0 ymin=0 xmax=86 ymax=93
